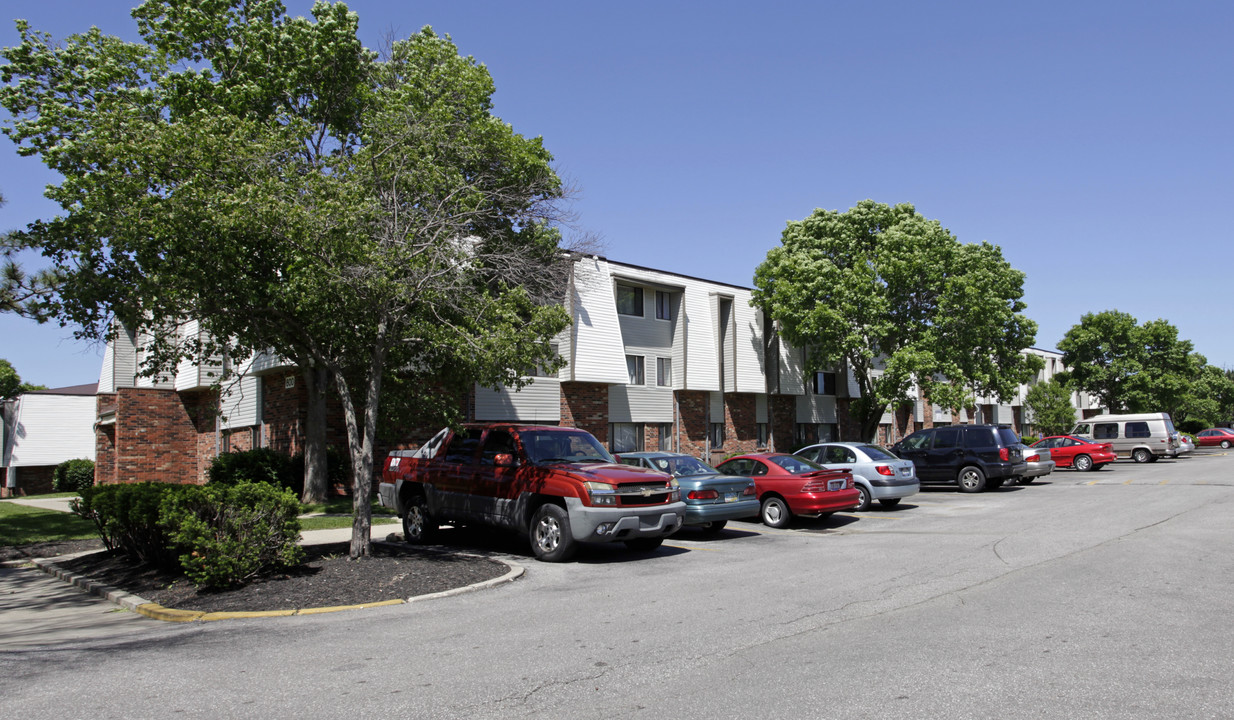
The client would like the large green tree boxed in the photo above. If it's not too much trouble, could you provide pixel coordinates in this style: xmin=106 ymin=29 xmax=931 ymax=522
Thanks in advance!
xmin=1057 ymin=310 xmax=1199 ymax=415
xmin=1022 ymin=378 xmax=1077 ymax=436
xmin=1 ymin=1 xmax=570 ymax=557
xmin=2 ymin=191 xmax=61 ymax=319
xmin=753 ymin=200 xmax=1040 ymax=441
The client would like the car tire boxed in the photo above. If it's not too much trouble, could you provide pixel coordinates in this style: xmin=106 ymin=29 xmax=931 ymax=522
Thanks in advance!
xmin=878 ymin=498 xmax=902 ymax=508
xmin=530 ymin=503 xmax=577 ymax=562
xmin=1074 ymin=454 xmax=1093 ymax=472
xmin=854 ymin=485 xmax=872 ymax=512
xmin=402 ymin=495 xmax=436 ymax=545
xmin=1132 ymin=448 xmax=1152 ymax=463
xmin=697 ymin=520 xmax=728 ymax=535
xmin=624 ymin=537 xmax=664 ymax=552
xmin=1222 ymin=440 xmax=1231 ymax=449
xmin=1017 ymin=476 xmax=1034 ymax=485
xmin=957 ymin=465 xmax=987 ymax=492
xmin=987 ymin=477 xmax=1005 ymax=490
xmin=760 ymin=496 xmax=792 ymax=528
xmin=1094 ymin=463 xmax=1108 ymax=470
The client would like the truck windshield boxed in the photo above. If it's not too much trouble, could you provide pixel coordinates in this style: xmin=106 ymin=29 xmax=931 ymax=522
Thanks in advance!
xmin=521 ymin=430 xmax=615 ymax=464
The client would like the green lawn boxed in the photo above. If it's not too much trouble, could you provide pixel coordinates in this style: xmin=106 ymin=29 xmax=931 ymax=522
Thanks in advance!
xmin=299 ymin=514 xmax=399 ymax=531
xmin=0 ymin=502 xmax=98 ymax=546
xmin=297 ymin=496 xmax=397 ymax=531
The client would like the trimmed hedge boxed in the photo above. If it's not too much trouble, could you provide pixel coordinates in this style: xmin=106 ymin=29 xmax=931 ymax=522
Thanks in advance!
xmin=53 ymin=458 xmax=95 ymax=494
xmin=72 ymin=481 xmax=303 ymax=588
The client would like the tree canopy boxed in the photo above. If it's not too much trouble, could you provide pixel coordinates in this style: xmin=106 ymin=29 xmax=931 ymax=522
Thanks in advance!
xmin=1 ymin=1 xmax=571 ymax=556
xmin=1057 ymin=310 xmax=1200 ymax=416
xmin=753 ymin=200 xmax=1040 ymax=441
xmin=1022 ymin=378 xmax=1078 ymax=437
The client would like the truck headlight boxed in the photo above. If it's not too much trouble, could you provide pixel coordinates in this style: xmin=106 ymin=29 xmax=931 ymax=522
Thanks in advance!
xmin=583 ymin=481 xmax=617 ymax=506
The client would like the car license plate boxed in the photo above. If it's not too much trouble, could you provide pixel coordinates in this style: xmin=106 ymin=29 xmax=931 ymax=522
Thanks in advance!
xmin=828 ymin=479 xmax=844 ymax=491
xmin=724 ymin=492 xmax=738 ymax=503
xmin=899 ymin=467 xmax=911 ymax=476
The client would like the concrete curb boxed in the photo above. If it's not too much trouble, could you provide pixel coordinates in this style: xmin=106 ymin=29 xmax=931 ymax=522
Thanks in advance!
xmin=28 ymin=547 xmax=525 ymax=623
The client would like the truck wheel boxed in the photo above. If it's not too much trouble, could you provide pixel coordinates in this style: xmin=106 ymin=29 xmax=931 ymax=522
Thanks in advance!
xmin=402 ymin=495 xmax=436 ymax=545
xmin=530 ymin=503 xmax=577 ymax=562
xmin=1132 ymin=448 xmax=1152 ymax=463
xmin=957 ymin=466 xmax=986 ymax=492
xmin=760 ymin=496 xmax=792 ymax=528
xmin=1073 ymin=454 xmax=1093 ymax=472
xmin=624 ymin=537 xmax=663 ymax=552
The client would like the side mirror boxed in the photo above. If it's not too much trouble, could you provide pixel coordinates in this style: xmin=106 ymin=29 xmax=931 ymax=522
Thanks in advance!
xmin=494 ymin=453 xmax=518 ymax=468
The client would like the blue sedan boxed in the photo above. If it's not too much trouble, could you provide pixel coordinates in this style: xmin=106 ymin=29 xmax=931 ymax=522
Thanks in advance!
xmin=616 ymin=452 xmax=759 ymax=533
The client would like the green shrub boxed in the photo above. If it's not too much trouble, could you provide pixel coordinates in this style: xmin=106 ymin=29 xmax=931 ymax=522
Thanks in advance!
xmin=291 ymin=446 xmax=351 ymax=494
xmin=73 ymin=483 xmax=187 ymax=569
xmin=208 ymin=448 xmax=298 ymax=492
xmin=161 ymin=481 xmax=303 ymax=589
xmin=1020 ymin=435 xmax=1041 ymax=446
xmin=53 ymin=458 xmax=96 ymax=493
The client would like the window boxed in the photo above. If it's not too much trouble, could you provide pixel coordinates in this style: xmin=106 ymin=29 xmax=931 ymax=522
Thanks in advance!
xmin=709 ymin=422 xmax=725 ymax=448
xmin=756 ymin=422 xmax=769 ymax=448
xmin=818 ymin=423 xmax=838 ymax=442
xmin=812 ymin=371 xmax=837 ymax=395
xmin=529 ymin=343 xmax=559 ymax=378
xmin=616 ymin=284 xmax=643 ymax=316
xmin=795 ymin=423 xmax=817 ymax=446
xmin=480 ymin=430 xmax=517 ymax=465
xmin=934 ymin=427 xmax=961 ymax=449
xmin=626 ymin=355 xmax=645 ymax=385
xmin=443 ymin=428 xmax=483 ymax=463
xmin=656 ymin=357 xmax=672 ymax=387
xmin=610 ymin=423 xmax=644 ymax=453
xmin=1093 ymin=423 xmax=1118 ymax=440
xmin=655 ymin=290 xmax=672 ymax=320
xmin=658 ymin=423 xmax=673 ymax=450
xmin=1126 ymin=421 xmax=1151 ymax=438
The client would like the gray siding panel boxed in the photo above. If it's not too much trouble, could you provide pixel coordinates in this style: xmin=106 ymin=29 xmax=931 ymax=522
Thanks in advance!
xmin=474 ymin=379 xmax=561 ymax=422
xmin=609 ymin=385 xmax=673 ymax=423
xmin=570 ymin=259 xmax=629 ymax=384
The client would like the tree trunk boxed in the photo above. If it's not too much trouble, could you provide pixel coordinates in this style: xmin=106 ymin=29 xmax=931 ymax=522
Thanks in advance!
xmin=300 ymin=365 xmax=330 ymax=504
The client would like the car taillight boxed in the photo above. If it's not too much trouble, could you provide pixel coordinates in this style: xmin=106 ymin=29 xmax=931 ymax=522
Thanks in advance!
xmin=801 ymin=479 xmax=827 ymax=493
xmin=875 ymin=465 xmax=895 ymax=476
xmin=687 ymin=489 xmax=719 ymax=500
xmin=1000 ymin=448 xmax=1010 ymax=461
xmin=742 ymin=483 xmax=756 ymax=496
xmin=1025 ymin=453 xmax=1039 ymax=462
xmin=847 ymin=476 xmax=854 ymax=489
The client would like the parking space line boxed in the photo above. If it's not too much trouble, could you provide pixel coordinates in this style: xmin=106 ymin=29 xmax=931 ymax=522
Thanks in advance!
xmin=1159 ymin=480 xmax=1169 ymax=485
xmin=664 ymin=543 xmax=722 ymax=552
xmin=1086 ymin=479 xmax=1101 ymax=485
xmin=1123 ymin=478 xmax=1134 ymax=485
xmin=842 ymin=513 xmax=906 ymax=520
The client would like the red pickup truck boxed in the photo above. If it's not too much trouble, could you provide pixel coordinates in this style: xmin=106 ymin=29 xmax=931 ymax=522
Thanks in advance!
xmin=379 ymin=424 xmax=686 ymax=561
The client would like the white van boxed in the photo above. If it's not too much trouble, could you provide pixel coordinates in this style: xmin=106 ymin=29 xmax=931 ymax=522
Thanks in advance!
xmin=1070 ymin=413 xmax=1180 ymax=463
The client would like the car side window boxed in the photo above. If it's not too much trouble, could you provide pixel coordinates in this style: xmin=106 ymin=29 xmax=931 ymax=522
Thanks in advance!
xmin=1125 ymin=421 xmax=1151 ymax=438
xmin=899 ymin=432 xmax=930 ymax=450
xmin=749 ymin=461 xmax=769 ymax=476
xmin=443 ymin=428 xmax=483 ymax=464
xmin=479 ymin=429 xmax=517 ymax=465
xmin=798 ymin=448 xmax=820 ymax=462
xmin=617 ymin=457 xmax=641 ymax=467
xmin=824 ymin=446 xmax=846 ymax=464
xmin=718 ymin=459 xmax=748 ymax=475
xmin=934 ymin=428 xmax=961 ymax=449
xmin=843 ymin=448 xmax=857 ymax=463
xmin=1093 ymin=423 xmax=1118 ymax=440
xmin=962 ymin=428 xmax=994 ymax=448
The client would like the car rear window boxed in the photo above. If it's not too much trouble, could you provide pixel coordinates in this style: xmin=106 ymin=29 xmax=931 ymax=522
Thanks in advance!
xmin=859 ymin=445 xmax=896 ymax=461
xmin=997 ymin=428 xmax=1020 ymax=446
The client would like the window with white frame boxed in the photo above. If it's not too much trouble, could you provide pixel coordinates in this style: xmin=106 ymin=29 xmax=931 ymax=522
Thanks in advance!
xmin=655 ymin=290 xmax=672 ymax=320
xmin=616 ymin=284 xmax=644 ymax=316
xmin=656 ymin=357 xmax=672 ymax=387
xmin=658 ymin=423 xmax=674 ymax=450
xmin=626 ymin=355 xmax=645 ymax=385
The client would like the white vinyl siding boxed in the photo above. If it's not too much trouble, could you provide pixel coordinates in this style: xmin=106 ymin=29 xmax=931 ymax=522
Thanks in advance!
xmin=733 ymin=298 xmax=765 ymax=393
xmin=99 ymin=329 xmax=138 ymax=392
xmin=796 ymin=394 xmax=838 ymax=424
xmin=4 ymin=395 xmax=97 ymax=466
xmin=569 ymin=258 xmax=629 ymax=384
xmin=249 ymin=350 xmax=294 ymax=376
xmin=220 ymin=374 xmax=260 ymax=430
xmin=779 ymin=344 xmax=805 ymax=396
xmin=173 ymin=321 xmax=224 ymax=391
xmin=609 ymin=385 xmax=673 ymax=423
xmin=474 ymin=379 xmax=562 ymax=422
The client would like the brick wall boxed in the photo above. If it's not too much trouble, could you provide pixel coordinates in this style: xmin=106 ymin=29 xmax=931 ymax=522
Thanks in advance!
xmin=95 ymin=394 xmax=117 ymax=485
xmin=109 ymin=387 xmax=215 ymax=484
xmin=675 ymin=390 xmax=709 ymax=459
xmin=719 ymin=393 xmax=760 ymax=458
xmin=2 ymin=466 xmax=55 ymax=496
xmin=559 ymin=382 xmax=609 ymax=446
xmin=769 ymin=394 xmax=796 ymax=453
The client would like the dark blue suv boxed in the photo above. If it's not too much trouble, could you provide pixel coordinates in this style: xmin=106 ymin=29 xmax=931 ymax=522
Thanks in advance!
xmin=891 ymin=425 xmax=1025 ymax=492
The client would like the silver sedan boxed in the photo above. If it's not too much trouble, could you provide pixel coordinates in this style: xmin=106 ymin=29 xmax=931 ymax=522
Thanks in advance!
xmin=794 ymin=442 xmax=919 ymax=511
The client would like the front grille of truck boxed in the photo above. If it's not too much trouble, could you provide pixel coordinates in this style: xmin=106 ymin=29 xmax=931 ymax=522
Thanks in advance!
xmin=617 ymin=483 xmax=672 ymax=506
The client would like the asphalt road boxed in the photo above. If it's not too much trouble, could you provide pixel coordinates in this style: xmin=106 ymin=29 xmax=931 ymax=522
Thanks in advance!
xmin=3 ymin=450 xmax=1232 ymax=719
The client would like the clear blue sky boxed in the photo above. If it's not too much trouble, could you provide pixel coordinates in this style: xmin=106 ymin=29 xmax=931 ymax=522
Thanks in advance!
xmin=2 ymin=1 xmax=1231 ymax=389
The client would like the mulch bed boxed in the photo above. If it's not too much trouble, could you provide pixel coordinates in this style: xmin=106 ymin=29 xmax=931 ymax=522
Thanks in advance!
xmin=5 ymin=538 xmax=511 ymax=613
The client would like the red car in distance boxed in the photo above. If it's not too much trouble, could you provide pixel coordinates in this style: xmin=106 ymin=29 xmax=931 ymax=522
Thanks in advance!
xmin=1030 ymin=435 xmax=1117 ymax=472
xmin=714 ymin=453 xmax=858 ymax=528
xmin=1195 ymin=428 xmax=1234 ymax=449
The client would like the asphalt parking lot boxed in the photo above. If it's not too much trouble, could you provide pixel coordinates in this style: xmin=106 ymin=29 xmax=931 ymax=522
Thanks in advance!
xmin=4 ymin=450 xmax=1232 ymax=719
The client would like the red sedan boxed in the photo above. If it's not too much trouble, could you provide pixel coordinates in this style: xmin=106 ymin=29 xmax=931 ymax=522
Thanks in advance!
xmin=714 ymin=453 xmax=858 ymax=528
xmin=1031 ymin=435 xmax=1117 ymax=471
xmin=1195 ymin=428 xmax=1234 ymax=448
